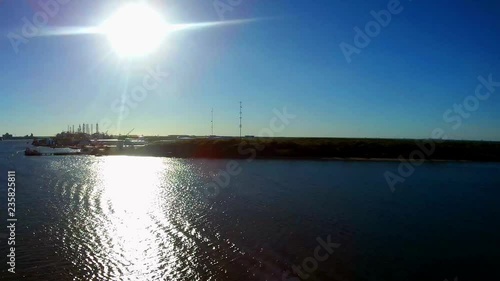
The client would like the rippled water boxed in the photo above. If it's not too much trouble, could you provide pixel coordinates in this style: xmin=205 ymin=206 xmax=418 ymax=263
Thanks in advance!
xmin=1 ymin=140 xmax=500 ymax=280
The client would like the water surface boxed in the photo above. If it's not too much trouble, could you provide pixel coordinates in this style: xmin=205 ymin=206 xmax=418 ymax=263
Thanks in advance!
xmin=0 ymin=140 xmax=499 ymax=280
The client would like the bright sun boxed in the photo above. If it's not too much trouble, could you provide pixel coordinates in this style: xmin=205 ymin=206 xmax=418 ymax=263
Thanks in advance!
xmin=103 ymin=4 xmax=168 ymax=57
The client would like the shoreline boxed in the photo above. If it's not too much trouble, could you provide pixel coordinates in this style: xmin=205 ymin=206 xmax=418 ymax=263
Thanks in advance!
xmin=79 ymin=153 xmax=497 ymax=163
xmin=122 ymin=138 xmax=500 ymax=162
xmin=14 ymin=137 xmax=500 ymax=163
xmin=22 ymin=150 xmax=500 ymax=163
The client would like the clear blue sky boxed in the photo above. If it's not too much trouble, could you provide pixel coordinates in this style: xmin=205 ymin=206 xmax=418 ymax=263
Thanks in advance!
xmin=1 ymin=0 xmax=500 ymax=140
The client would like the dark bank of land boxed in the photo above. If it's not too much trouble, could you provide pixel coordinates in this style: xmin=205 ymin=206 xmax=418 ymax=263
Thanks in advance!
xmin=112 ymin=137 xmax=500 ymax=162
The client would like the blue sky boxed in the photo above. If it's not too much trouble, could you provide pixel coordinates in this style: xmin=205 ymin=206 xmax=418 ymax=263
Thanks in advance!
xmin=1 ymin=0 xmax=500 ymax=140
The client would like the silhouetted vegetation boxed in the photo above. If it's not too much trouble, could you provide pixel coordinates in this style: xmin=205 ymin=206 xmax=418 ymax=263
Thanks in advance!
xmin=120 ymin=138 xmax=500 ymax=162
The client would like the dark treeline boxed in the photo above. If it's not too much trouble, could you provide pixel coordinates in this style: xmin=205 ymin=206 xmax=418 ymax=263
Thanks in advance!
xmin=121 ymin=138 xmax=500 ymax=161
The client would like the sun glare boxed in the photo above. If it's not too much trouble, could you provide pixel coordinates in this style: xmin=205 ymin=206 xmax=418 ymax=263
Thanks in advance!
xmin=102 ymin=4 xmax=168 ymax=57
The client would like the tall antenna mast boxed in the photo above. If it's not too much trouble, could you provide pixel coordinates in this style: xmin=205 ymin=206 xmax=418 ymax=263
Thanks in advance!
xmin=211 ymin=108 xmax=214 ymax=136
xmin=239 ymin=101 xmax=242 ymax=139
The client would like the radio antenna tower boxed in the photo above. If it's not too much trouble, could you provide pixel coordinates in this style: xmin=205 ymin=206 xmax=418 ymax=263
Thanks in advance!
xmin=211 ymin=108 xmax=214 ymax=136
xmin=239 ymin=101 xmax=242 ymax=139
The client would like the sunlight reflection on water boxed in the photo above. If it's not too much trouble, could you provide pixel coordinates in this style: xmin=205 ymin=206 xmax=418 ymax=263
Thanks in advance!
xmin=96 ymin=157 xmax=168 ymax=280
